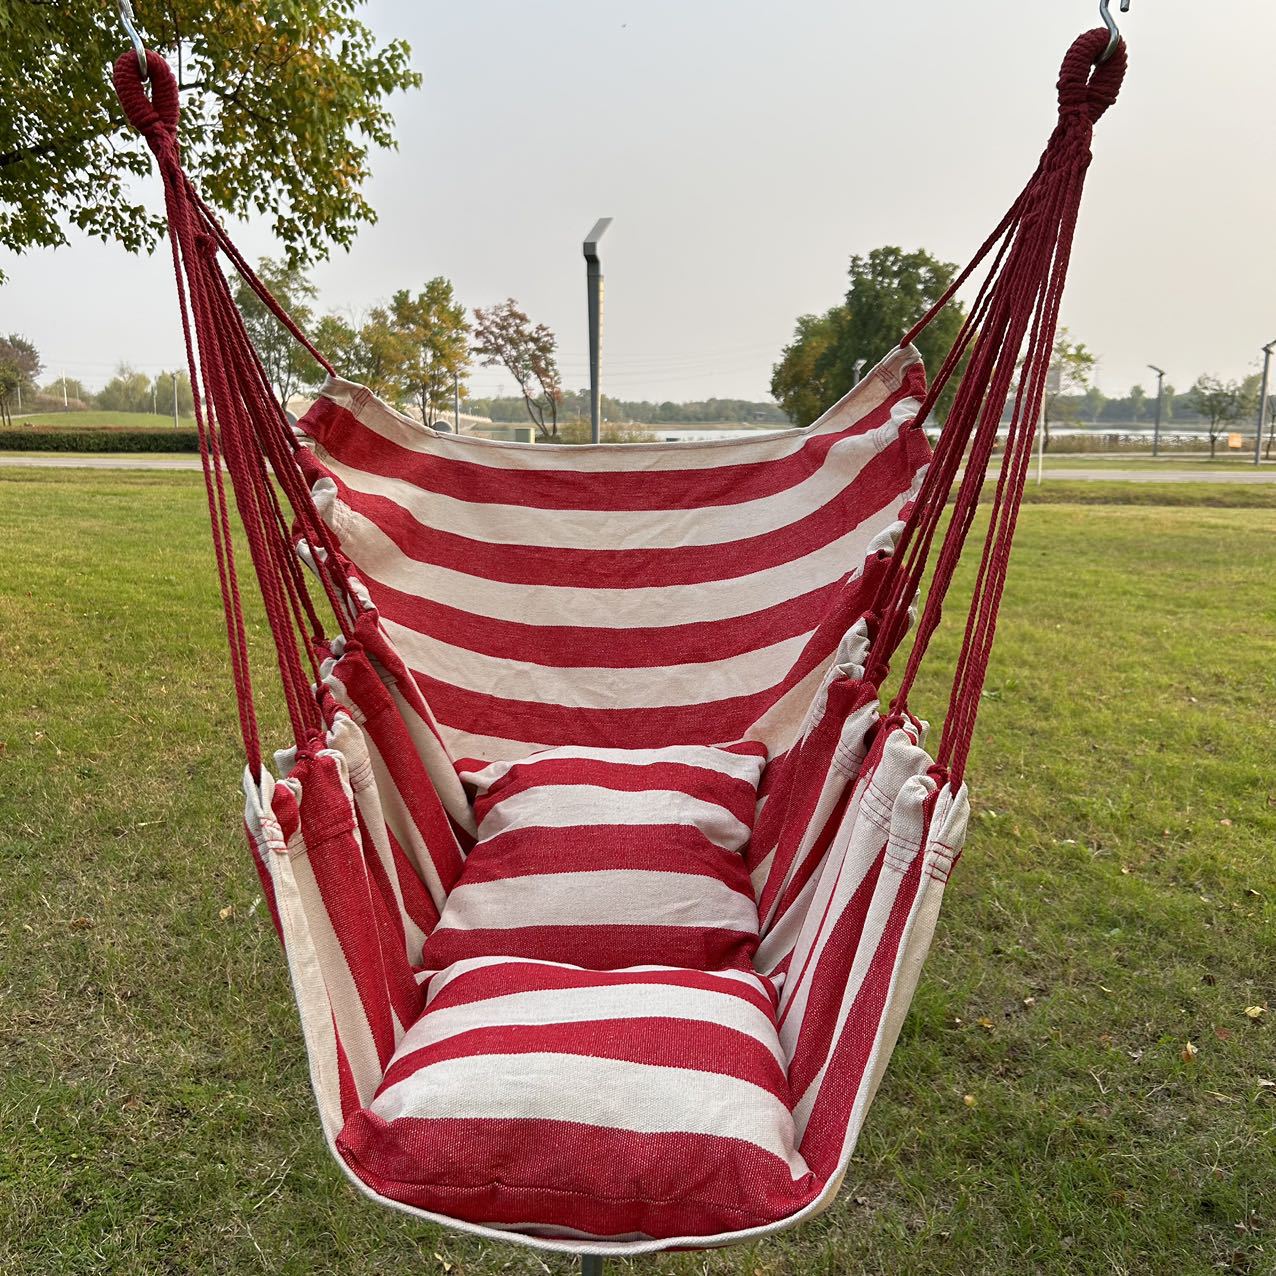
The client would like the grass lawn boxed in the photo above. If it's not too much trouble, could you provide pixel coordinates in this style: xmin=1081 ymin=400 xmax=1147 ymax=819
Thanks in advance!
xmin=0 ymin=470 xmax=1272 ymax=1275
xmin=13 ymin=411 xmax=198 ymax=431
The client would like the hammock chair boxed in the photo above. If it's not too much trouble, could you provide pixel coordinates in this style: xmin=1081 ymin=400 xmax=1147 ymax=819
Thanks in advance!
xmin=113 ymin=12 xmax=1126 ymax=1262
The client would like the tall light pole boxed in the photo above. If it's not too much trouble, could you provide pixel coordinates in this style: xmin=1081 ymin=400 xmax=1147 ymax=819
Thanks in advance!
xmin=1256 ymin=340 xmax=1275 ymax=467
xmin=583 ymin=218 xmax=612 ymax=444
xmin=852 ymin=357 xmax=867 ymax=384
xmin=172 ymin=371 xmax=179 ymax=429
xmin=1147 ymin=364 xmax=1165 ymax=458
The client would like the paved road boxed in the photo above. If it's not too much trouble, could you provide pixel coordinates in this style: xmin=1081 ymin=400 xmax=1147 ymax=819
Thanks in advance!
xmin=0 ymin=455 xmax=203 ymax=470
xmin=2 ymin=456 xmax=1275 ymax=484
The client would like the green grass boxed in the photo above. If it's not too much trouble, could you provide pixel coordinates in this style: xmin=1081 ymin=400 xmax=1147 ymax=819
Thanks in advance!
xmin=0 ymin=471 xmax=1273 ymax=1275
xmin=14 ymin=411 xmax=198 ymax=431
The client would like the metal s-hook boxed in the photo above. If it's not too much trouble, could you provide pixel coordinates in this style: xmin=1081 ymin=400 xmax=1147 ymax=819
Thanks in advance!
xmin=118 ymin=0 xmax=148 ymax=79
xmin=1099 ymin=0 xmax=1131 ymax=63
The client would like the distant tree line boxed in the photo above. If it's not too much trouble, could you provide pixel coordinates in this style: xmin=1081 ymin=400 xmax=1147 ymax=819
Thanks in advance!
xmin=467 ymin=391 xmax=788 ymax=426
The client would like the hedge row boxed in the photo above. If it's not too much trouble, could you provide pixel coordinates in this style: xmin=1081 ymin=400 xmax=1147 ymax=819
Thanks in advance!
xmin=0 ymin=429 xmax=201 ymax=453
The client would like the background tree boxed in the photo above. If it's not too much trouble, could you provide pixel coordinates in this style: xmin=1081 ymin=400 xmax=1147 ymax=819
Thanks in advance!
xmin=769 ymin=310 xmax=842 ymax=429
xmin=770 ymin=247 xmax=967 ymax=428
xmin=1128 ymin=383 xmax=1147 ymax=424
xmin=40 ymin=376 xmax=91 ymax=410
xmin=473 ymin=299 xmax=563 ymax=439
xmin=232 ymin=258 xmax=321 ymax=408
xmin=97 ymin=365 xmax=153 ymax=414
xmin=1187 ymin=374 xmax=1253 ymax=459
xmin=0 ymin=334 xmax=42 ymax=421
xmin=152 ymin=370 xmax=195 ymax=418
xmin=389 ymin=281 xmax=471 ymax=426
xmin=1042 ymin=329 xmax=1096 ymax=451
xmin=0 ymin=3 xmax=419 ymax=277
xmin=0 ymin=365 xmax=19 ymax=427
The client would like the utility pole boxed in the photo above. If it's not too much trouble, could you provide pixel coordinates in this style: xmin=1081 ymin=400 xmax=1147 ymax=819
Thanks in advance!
xmin=1256 ymin=341 xmax=1274 ymax=467
xmin=61 ymin=374 xmax=68 ymax=410
xmin=172 ymin=372 xmax=179 ymax=429
xmin=1147 ymin=364 xmax=1165 ymax=458
xmin=583 ymin=218 xmax=612 ymax=444
xmin=152 ymin=379 xmax=157 ymax=417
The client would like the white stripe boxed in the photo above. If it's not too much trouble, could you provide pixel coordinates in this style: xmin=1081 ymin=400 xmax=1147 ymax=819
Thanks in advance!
xmin=410 ymin=976 xmax=783 ymax=1065
xmin=384 ymin=619 xmax=813 ymax=712
xmin=315 ymin=349 xmax=916 ymax=473
xmin=315 ymin=404 xmax=913 ymax=552
xmin=372 ymin=1051 xmax=809 ymax=1175
xmin=327 ymin=497 xmax=896 ymax=629
xmin=480 ymin=785 xmax=752 ymax=849
xmin=435 ymin=869 xmax=759 ymax=937
xmin=463 ymin=743 xmax=766 ymax=790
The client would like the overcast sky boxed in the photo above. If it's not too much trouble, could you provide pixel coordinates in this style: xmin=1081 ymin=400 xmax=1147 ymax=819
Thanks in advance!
xmin=4 ymin=0 xmax=1274 ymax=404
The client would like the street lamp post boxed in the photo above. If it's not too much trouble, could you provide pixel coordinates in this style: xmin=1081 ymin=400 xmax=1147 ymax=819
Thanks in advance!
xmin=1147 ymin=364 xmax=1165 ymax=458
xmin=583 ymin=218 xmax=613 ymax=444
xmin=1256 ymin=340 xmax=1275 ymax=467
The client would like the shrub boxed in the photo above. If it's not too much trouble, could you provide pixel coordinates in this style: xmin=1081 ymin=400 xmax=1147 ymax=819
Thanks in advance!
xmin=0 ymin=428 xmax=200 ymax=453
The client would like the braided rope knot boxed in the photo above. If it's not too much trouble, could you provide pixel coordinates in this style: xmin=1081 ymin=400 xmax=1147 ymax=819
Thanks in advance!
xmin=113 ymin=50 xmax=180 ymax=154
xmin=1056 ymin=28 xmax=1126 ymax=126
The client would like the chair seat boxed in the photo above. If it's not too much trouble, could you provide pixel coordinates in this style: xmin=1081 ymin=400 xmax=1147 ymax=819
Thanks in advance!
xmin=336 ymin=957 xmax=820 ymax=1242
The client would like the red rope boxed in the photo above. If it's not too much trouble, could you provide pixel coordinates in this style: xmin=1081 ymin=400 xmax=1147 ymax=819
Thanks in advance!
xmin=114 ymin=49 xmax=356 ymax=773
xmin=869 ymin=28 xmax=1126 ymax=786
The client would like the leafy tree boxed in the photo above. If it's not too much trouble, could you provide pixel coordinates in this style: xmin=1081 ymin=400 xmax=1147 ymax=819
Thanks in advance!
xmin=770 ymin=309 xmax=843 ymax=429
xmin=473 ymin=299 xmax=563 ymax=439
xmin=232 ymin=257 xmax=321 ymax=408
xmin=771 ymin=247 xmax=966 ymax=428
xmin=0 ymin=334 xmax=41 ymax=420
xmin=97 ymin=364 xmax=153 ymax=414
xmin=1187 ymin=374 xmax=1253 ymax=459
xmin=0 ymin=3 xmax=420 ymax=277
xmin=389 ymin=281 xmax=471 ymax=427
xmin=0 ymin=364 xmax=19 ymax=427
xmin=41 ymin=376 xmax=91 ymax=408
xmin=1042 ymin=329 xmax=1096 ymax=451
xmin=1128 ymin=384 xmax=1147 ymax=424
xmin=152 ymin=370 xmax=194 ymax=418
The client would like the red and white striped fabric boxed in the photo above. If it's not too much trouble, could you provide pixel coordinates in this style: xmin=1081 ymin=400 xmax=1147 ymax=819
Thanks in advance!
xmin=239 ymin=347 xmax=973 ymax=1254
xmin=337 ymin=957 xmax=820 ymax=1239
xmin=418 ymin=742 xmax=768 ymax=971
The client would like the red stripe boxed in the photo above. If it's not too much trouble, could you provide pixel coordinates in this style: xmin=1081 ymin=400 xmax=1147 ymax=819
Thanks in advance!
xmin=476 ymin=758 xmax=762 ymax=828
xmin=300 ymin=427 xmax=924 ymax=589
xmin=452 ymin=825 xmax=756 ymax=894
xmin=293 ymin=753 xmax=400 ymax=1069
xmin=329 ymin=636 xmax=467 ymax=894
xmin=420 ymin=923 xmax=759 ymax=974
xmin=376 ymin=1017 xmax=789 ymax=1101
xmin=377 ymin=573 xmax=850 ymax=669
xmin=782 ymin=845 xmax=887 ymax=1095
xmin=407 ymin=609 xmax=847 ymax=750
xmin=338 ymin=1113 xmax=819 ymax=1238
xmin=797 ymin=855 xmax=926 ymax=1179
xmin=301 ymin=387 xmax=913 ymax=512
xmin=426 ymin=960 xmax=777 ymax=1017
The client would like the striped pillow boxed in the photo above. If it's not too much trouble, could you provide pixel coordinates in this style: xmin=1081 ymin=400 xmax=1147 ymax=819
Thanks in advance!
xmin=418 ymin=742 xmax=768 ymax=972
xmin=336 ymin=957 xmax=817 ymax=1239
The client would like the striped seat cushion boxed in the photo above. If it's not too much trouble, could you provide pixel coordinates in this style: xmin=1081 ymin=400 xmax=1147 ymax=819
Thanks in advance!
xmin=418 ymin=742 xmax=769 ymax=972
xmin=336 ymin=957 xmax=818 ymax=1240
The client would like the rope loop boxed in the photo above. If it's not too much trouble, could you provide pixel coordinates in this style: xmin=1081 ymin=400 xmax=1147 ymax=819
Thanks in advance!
xmin=1057 ymin=28 xmax=1126 ymax=126
xmin=113 ymin=50 xmax=179 ymax=152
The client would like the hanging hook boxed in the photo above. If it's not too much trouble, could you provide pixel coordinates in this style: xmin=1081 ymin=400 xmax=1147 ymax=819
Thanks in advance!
xmin=118 ymin=0 xmax=149 ymax=79
xmin=1098 ymin=0 xmax=1131 ymax=63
